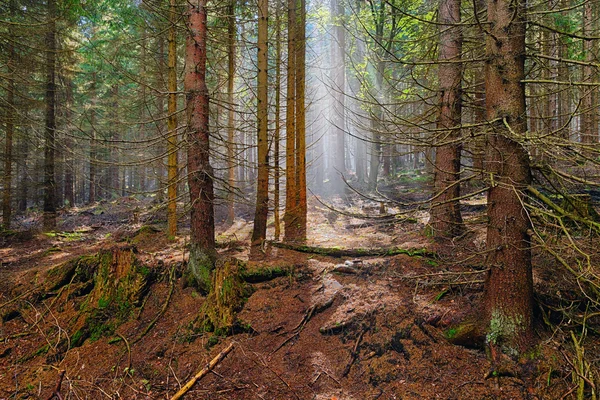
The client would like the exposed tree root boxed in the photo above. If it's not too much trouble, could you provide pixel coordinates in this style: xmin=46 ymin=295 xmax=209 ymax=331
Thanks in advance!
xmin=131 ymin=266 xmax=175 ymax=344
xmin=342 ymin=326 xmax=367 ymax=377
xmin=271 ymin=296 xmax=336 ymax=355
xmin=270 ymin=241 xmax=435 ymax=258
xmin=45 ymin=369 xmax=65 ymax=400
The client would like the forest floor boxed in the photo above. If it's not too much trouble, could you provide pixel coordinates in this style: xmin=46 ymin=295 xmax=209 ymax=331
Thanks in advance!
xmin=0 ymin=179 xmax=597 ymax=399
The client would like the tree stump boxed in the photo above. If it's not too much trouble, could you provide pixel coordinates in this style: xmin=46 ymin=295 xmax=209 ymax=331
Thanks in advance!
xmin=196 ymin=257 xmax=249 ymax=335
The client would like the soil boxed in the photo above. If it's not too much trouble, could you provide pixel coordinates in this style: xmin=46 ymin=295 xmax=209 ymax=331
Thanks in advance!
xmin=0 ymin=191 xmax=595 ymax=399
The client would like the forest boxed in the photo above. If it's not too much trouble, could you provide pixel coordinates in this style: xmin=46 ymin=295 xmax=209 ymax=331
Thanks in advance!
xmin=1 ymin=0 xmax=600 ymax=398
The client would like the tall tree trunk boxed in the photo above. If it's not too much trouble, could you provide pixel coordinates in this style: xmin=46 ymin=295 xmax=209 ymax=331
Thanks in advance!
xmin=368 ymin=3 xmax=386 ymax=192
xmin=284 ymin=0 xmax=297 ymax=240
xmin=482 ymin=0 xmax=534 ymax=357
xmin=17 ymin=131 xmax=28 ymax=213
xmin=471 ymin=0 xmax=486 ymax=174
xmin=109 ymin=84 xmax=119 ymax=198
xmin=186 ymin=0 xmax=216 ymax=292
xmin=64 ymin=78 xmax=75 ymax=208
xmin=226 ymin=0 xmax=236 ymax=226
xmin=274 ymin=3 xmax=282 ymax=240
xmin=295 ymin=0 xmax=307 ymax=240
xmin=331 ymin=0 xmax=346 ymax=194
xmin=156 ymin=35 xmax=166 ymax=202
xmin=557 ymin=0 xmax=570 ymax=138
xmin=2 ymin=0 xmax=16 ymax=229
xmin=581 ymin=0 xmax=597 ymax=153
xmin=252 ymin=0 xmax=270 ymax=248
xmin=43 ymin=0 xmax=57 ymax=231
xmin=167 ymin=0 xmax=179 ymax=237
xmin=89 ymin=75 xmax=97 ymax=204
xmin=430 ymin=0 xmax=464 ymax=239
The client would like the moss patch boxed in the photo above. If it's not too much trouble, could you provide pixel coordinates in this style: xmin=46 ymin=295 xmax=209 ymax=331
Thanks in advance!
xmin=195 ymin=257 xmax=251 ymax=336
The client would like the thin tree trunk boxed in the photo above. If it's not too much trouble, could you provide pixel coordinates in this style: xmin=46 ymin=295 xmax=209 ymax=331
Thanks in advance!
xmin=64 ymin=78 xmax=75 ymax=208
xmin=89 ymin=74 xmax=97 ymax=204
xmin=252 ymin=0 xmax=270 ymax=247
xmin=157 ymin=35 xmax=166 ymax=202
xmin=186 ymin=0 xmax=216 ymax=291
xmin=167 ymin=0 xmax=179 ymax=237
xmin=368 ymin=3 xmax=386 ymax=192
xmin=109 ymin=84 xmax=119 ymax=198
xmin=284 ymin=0 xmax=297 ymax=240
xmin=43 ymin=0 xmax=57 ymax=231
xmin=274 ymin=3 xmax=282 ymax=240
xmin=430 ymin=0 xmax=464 ymax=239
xmin=471 ymin=0 xmax=485 ymax=173
xmin=294 ymin=0 xmax=307 ymax=240
xmin=2 ymin=0 xmax=16 ymax=229
xmin=226 ymin=0 xmax=236 ymax=226
xmin=17 ymin=132 xmax=28 ymax=213
xmin=331 ymin=0 xmax=346 ymax=194
xmin=581 ymin=0 xmax=597 ymax=153
xmin=482 ymin=0 xmax=534 ymax=356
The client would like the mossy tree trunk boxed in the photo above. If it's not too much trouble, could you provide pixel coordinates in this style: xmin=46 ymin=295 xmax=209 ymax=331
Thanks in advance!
xmin=481 ymin=0 xmax=535 ymax=358
xmin=185 ymin=0 xmax=217 ymax=291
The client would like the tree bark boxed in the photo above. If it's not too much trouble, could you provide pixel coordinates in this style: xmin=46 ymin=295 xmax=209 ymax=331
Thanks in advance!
xmin=167 ymin=0 xmax=179 ymax=237
xmin=64 ymin=77 xmax=75 ymax=208
xmin=88 ymin=74 xmax=97 ymax=204
xmin=226 ymin=0 xmax=236 ymax=226
xmin=331 ymin=0 xmax=346 ymax=194
xmin=186 ymin=0 xmax=216 ymax=291
xmin=2 ymin=0 xmax=16 ymax=229
xmin=430 ymin=0 xmax=464 ymax=239
xmin=295 ymin=0 xmax=307 ymax=240
xmin=284 ymin=0 xmax=298 ymax=240
xmin=482 ymin=0 xmax=534 ymax=357
xmin=581 ymin=0 xmax=598 ymax=153
xmin=274 ymin=3 xmax=282 ymax=240
xmin=43 ymin=0 xmax=57 ymax=231
xmin=251 ymin=0 xmax=270 ymax=248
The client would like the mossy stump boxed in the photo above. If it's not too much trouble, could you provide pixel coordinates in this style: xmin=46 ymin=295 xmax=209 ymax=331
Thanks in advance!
xmin=58 ymin=246 xmax=151 ymax=353
xmin=196 ymin=257 xmax=249 ymax=336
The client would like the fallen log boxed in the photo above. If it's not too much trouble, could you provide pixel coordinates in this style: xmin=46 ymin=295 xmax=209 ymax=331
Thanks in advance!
xmin=170 ymin=342 xmax=235 ymax=400
xmin=269 ymin=242 xmax=435 ymax=259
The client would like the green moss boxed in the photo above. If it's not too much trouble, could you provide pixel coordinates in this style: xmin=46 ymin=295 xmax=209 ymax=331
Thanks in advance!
xmin=486 ymin=309 xmax=524 ymax=357
xmin=195 ymin=257 xmax=248 ymax=337
xmin=187 ymin=245 xmax=216 ymax=293
xmin=242 ymin=266 xmax=290 ymax=283
xmin=97 ymin=297 xmax=110 ymax=309
xmin=206 ymin=335 xmax=219 ymax=349
xmin=446 ymin=328 xmax=458 ymax=339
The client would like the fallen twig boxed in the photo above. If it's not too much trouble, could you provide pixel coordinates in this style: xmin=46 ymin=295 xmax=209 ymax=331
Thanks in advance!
xmin=170 ymin=342 xmax=234 ymax=400
xmin=45 ymin=370 xmax=65 ymax=400
xmin=116 ymin=332 xmax=131 ymax=370
xmin=271 ymin=297 xmax=335 ymax=355
xmin=0 ymin=331 xmax=33 ymax=342
xmin=0 ymin=288 xmax=35 ymax=310
xmin=342 ymin=327 xmax=367 ymax=377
